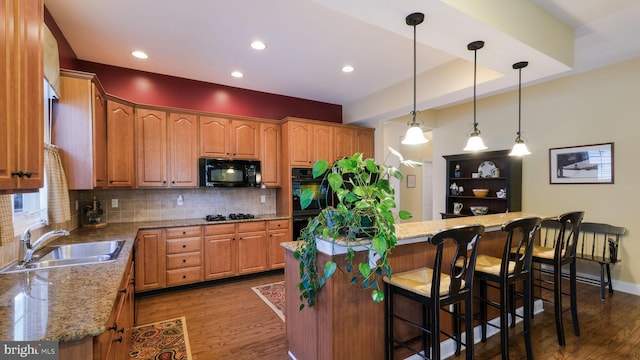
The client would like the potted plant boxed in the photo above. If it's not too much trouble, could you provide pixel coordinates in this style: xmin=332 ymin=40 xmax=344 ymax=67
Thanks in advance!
xmin=294 ymin=148 xmax=420 ymax=309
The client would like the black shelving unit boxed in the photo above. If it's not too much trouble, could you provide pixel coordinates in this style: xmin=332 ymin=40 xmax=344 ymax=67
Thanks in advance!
xmin=442 ymin=150 xmax=522 ymax=218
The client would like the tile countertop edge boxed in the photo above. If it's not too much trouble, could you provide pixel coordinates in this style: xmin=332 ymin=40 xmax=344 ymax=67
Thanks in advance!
xmin=0 ymin=215 xmax=289 ymax=343
xmin=281 ymin=212 xmax=556 ymax=255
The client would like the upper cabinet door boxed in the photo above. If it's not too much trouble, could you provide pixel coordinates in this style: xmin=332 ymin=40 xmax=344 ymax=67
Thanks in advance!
xmin=288 ymin=121 xmax=313 ymax=166
xmin=312 ymin=124 xmax=333 ymax=164
xmin=230 ymin=120 xmax=260 ymax=160
xmin=199 ymin=116 xmax=230 ymax=158
xmin=92 ymin=85 xmax=107 ymax=187
xmin=355 ymin=128 xmax=375 ymax=160
xmin=260 ymin=122 xmax=281 ymax=187
xmin=0 ymin=0 xmax=44 ymax=192
xmin=333 ymin=127 xmax=354 ymax=162
xmin=106 ymin=100 xmax=135 ymax=188
xmin=136 ymin=108 xmax=168 ymax=187
xmin=168 ymin=113 xmax=198 ymax=187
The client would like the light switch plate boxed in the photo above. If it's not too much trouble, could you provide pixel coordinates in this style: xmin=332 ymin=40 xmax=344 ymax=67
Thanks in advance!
xmin=112 ymin=199 xmax=118 ymax=208
xmin=260 ymin=195 xmax=266 ymax=203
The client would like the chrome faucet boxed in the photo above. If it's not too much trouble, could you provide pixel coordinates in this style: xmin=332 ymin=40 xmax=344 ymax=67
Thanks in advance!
xmin=19 ymin=223 xmax=70 ymax=266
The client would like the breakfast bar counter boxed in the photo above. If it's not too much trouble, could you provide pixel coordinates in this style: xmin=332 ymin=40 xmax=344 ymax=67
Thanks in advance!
xmin=283 ymin=211 xmax=554 ymax=360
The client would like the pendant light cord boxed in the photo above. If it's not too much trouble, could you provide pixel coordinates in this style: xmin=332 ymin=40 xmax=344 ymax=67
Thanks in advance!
xmin=473 ymin=47 xmax=477 ymax=132
xmin=517 ymin=66 xmax=522 ymax=139
xmin=411 ymin=21 xmax=417 ymax=125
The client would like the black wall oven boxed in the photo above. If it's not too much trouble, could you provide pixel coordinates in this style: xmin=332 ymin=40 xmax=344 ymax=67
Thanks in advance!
xmin=291 ymin=168 xmax=331 ymax=241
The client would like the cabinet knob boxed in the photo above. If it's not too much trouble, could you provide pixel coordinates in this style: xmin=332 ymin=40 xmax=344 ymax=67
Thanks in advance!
xmin=182 ymin=231 xmax=186 ymax=235
xmin=182 ymin=259 xmax=186 ymax=263
xmin=182 ymin=244 xmax=186 ymax=248
xmin=163 ymin=180 xmax=167 ymax=184
xmin=172 ymin=180 xmax=175 ymax=184
xmin=182 ymin=275 xmax=186 ymax=279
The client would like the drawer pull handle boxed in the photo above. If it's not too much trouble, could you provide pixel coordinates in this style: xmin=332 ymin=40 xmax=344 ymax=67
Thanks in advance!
xmin=108 ymin=323 xmax=117 ymax=332
xmin=117 ymin=327 xmax=125 ymax=333
xmin=114 ymin=336 xmax=123 ymax=343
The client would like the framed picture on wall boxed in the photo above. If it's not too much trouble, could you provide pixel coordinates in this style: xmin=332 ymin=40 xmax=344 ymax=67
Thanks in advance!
xmin=549 ymin=142 xmax=614 ymax=184
xmin=407 ymin=175 xmax=416 ymax=188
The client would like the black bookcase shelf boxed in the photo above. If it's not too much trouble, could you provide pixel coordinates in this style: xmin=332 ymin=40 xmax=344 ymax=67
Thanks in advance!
xmin=442 ymin=150 xmax=522 ymax=219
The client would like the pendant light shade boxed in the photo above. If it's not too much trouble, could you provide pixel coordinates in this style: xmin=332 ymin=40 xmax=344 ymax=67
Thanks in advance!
xmin=509 ymin=61 xmax=531 ymax=156
xmin=463 ymin=40 xmax=487 ymax=151
xmin=401 ymin=12 xmax=428 ymax=146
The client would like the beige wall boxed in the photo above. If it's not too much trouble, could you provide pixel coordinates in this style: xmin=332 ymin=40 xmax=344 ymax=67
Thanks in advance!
xmin=431 ymin=57 xmax=638 ymax=289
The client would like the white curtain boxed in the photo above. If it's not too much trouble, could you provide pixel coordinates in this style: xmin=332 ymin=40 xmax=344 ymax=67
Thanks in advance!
xmin=0 ymin=195 xmax=14 ymax=245
xmin=44 ymin=144 xmax=71 ymax=224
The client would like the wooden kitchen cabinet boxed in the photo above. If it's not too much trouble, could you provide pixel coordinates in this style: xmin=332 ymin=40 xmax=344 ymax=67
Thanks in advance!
xmin=168 ymin=112 xmax=198 ymax=187
xmin=135 ymin=229 xmax=166 ymax=292
xmin=53 ymin=71 xmax=107 ymax=189
xmin=260 ymin=122 xmax=282 ymax=187
xmin=333 ymin=126 xmax=355 ymax=162
xmin=106 ymin=99 xmax=135 ymax=188
xmin=267 ymin=220 xmax=289 ymax=269
xmin=204 ymin=223 xmax=237 ymax=280
xmin=204 ymin=221 xmax=268 ymax=279
xmin=355 ymin=127 xmax=375 ymax=160
xmin=137 ymin=108 xmax=198 ymax=188
xmin=237 ymin=221 xmax=268 ymax=274
xmin=136 ymin=108 xmax=167 ymax=187
xmin=0 ymin=0 xmax=44 ymax=192
xmin=199 ymin=116 xmax=261 ymax=160
xmin=94 ymin=253 xmax=134 ymax=360
xmin=286 ymin=119 xmax=333 ymax=166
xmin=165 ymin=226 xmax=203 ymax=286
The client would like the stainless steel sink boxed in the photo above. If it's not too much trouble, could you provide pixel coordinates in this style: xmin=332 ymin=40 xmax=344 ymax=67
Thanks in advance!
xmin=0 ymin=240 xmax=125 ymax=273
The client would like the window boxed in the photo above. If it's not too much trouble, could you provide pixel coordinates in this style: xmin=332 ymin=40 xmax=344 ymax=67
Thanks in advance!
xmin=12 ymin=79 xmax=54 ymax=235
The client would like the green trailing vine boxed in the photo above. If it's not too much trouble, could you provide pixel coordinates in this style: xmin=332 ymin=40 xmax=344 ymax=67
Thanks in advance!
xmin=293 ymin=148 xmax=420 ymax=309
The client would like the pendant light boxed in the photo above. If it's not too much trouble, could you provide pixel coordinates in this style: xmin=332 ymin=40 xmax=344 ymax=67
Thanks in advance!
xmin=401 ymin=12 xmax=428 ymax=145
xmin=463 ymin=40 xmax=487 ymax=151
xmin=509 ymin=61 xmax=531 ymax=156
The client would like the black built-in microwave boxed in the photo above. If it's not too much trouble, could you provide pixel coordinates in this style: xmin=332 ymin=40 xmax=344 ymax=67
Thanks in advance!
xmin=199 ymin=158 xmax=261 ymax=187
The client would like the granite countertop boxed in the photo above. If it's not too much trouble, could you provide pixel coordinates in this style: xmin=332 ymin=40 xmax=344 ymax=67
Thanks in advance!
xmin=0 ymin=214 xmax=289 ymax=343
xmin=282 ymin=211 xmax=556 ymax=254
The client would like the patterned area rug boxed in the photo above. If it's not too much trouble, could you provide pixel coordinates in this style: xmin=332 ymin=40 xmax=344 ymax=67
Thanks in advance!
xmin=129 ymin=316 xmax=193 ymax=360
xmin=252 ymin=281 xmax=285 ymax=321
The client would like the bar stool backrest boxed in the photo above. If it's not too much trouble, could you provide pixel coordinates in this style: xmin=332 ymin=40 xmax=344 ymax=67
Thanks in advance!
xmin=503 ymin=217 xmax=542 ymax=276
xmin=540 ymin=211 xmax=585 ymax=262
xmin=430 ymin=224 xmax=485 ymax=303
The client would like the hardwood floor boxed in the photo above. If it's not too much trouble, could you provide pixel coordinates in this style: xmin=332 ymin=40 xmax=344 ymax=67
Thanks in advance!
xmin=134 ymin=271 xmax=289 ymax=360
xmin=135 ymin=272 xmax=640 ymax=360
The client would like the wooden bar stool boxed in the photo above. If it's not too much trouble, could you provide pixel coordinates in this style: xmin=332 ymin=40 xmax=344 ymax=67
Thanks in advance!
xmin=384 ymin=224 xmax=485 ymax=360
xmin=474 ymin=217 xmax=541 ymax=360
xmin=527 ymin=211 xmax=584 ymax=346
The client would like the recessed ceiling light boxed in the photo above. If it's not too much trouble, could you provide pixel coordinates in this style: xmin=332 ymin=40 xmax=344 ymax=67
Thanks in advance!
xmin=342 ymin=65 xmax=354 ymax=73
xmin=131 ymin=50 xmax=148 ymax=59
xmin=251 ymin=41 xmax=266 ymax=50
xmin=231 ymin=71 xmax=244 ymax=78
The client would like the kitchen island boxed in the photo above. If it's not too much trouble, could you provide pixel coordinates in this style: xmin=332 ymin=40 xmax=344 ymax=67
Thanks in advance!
xmin=283 ymin=212 xmax=554 ymax=360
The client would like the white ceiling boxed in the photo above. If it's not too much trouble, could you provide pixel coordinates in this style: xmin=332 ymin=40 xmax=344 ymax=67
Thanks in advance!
xmin=45 ymin=0 xmax=640 ymax=123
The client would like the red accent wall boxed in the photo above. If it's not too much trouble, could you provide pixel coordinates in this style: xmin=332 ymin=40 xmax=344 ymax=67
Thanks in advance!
xmin=75 ymin=61 xmax=342 ymax=122
xmin=44 ymin=7 xmax=342 ymax=122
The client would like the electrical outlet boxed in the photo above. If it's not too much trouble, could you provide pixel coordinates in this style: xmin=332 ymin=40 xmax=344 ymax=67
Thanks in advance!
xmin=112 ymin=199 xmax=118 ymax=208
xmin=177 ymin=195 xmax=184 ymax=206
xmin=260 ymin=195 xmax=266 ymax=203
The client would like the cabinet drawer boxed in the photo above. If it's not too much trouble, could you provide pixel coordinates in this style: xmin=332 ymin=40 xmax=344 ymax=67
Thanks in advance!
xmin=268 ymin=220 xmax=289 ymax=230
xmin=166 ymin=237 xmax=201 ymax=254
xmin=204 ymin=223 xmax=236 ymax=236
xmin=166 ymin=252 xmax=202 ymax=270
xmin=166 ymin=226 xmax=202 ymax=239
xmin=166 ymin=267 xmax=203 ymax=286
xmin=238 ymin=221 xmax=266 ymax=233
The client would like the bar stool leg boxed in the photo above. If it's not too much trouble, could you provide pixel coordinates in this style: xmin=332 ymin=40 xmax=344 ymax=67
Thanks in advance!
xmin=524 ymin=275 xmax=533 ymax=360
xmin=385 ymin=283 xmax=393 ymax=360
xmin=480 ymin=280 xmax=488 ymax=342
xmin=553 ymin=264 xmax=566 ymax=346
xmin=465 ymin=295 xmax=474 ymax=360
xmin=570 ymin=261 xmax=580 ymax=336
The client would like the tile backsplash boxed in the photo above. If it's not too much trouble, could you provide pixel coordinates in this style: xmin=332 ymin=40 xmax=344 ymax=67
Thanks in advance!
xmin=75 ymin=187 xmax=277 ymax=224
